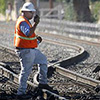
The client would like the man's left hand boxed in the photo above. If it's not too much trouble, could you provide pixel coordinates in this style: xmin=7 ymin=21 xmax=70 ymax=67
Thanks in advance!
xmin=36 ymin=35 xmax=42 ymax=43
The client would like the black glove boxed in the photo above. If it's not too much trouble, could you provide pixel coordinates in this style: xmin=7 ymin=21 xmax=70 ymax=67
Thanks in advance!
xmin=34 ymin=15 xmax=40 ymax=24
xmin=36 ymin=35 xmax=42 ymax=43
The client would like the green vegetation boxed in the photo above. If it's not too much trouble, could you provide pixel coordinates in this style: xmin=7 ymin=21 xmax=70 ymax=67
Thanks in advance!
xmin=90 ymin=1 xmax=100 ymax=22
xmin=0 ymin=0 xmax=7 ymax=15
xmin=0 ymin=0 xmax=13 ymax=15
xmin=64 ymin=2 xmax=76 ymax=21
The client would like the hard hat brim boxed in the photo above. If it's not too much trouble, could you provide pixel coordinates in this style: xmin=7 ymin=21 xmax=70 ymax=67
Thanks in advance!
xmin=21 ymin=8 xmax=36 ymax=12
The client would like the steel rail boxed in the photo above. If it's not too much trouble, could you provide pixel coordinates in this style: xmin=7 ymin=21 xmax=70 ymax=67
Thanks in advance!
xmin=34 ymin=64 xmax=100 ymax=89
xmin=0 ymin=64 xmax=36 ymax=90
xmin=55 ymin=65 xmax=100 ymax=87
xmin=42 ymin=89 xmax=68 ymax=100
xmin=37 ymin=31 xmax=100 ymax=47
xmin=43 ymin=39 xmax=82 ymax=52
xmin=44 ymin=39 xmax=86 ymax=67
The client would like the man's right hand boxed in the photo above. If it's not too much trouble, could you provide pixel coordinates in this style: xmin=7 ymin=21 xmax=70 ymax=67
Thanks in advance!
xmin=34 ymin=15 xmax=40 ymax=24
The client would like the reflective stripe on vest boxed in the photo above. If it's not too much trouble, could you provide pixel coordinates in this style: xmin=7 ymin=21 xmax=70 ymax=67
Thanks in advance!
xmin=15 ymin=34 xmax=37 ymax=40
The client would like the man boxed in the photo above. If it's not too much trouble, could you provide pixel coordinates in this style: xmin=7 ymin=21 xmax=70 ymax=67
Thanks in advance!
xmin=14 ymin=2 xmax=52 ymax=99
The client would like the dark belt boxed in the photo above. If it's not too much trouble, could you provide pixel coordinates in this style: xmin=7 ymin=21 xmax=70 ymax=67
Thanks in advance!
xmin=15 ymin=47 xmax=34 ymax=50
xmin=15 ymin=47 xmax=24 ymax=50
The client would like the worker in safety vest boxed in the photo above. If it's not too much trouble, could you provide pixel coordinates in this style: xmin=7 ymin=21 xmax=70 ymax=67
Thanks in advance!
xmin=14 ymin=2 xmax=52 ymax=99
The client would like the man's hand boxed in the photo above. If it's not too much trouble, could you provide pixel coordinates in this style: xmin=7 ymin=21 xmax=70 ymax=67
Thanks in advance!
xmin=34 ymin=15 xmax=40 ymax=25
xmin=29 ymin=15 xmax=40 ymax=36
xmin=36 ymin=35 xmax=42 ymax=43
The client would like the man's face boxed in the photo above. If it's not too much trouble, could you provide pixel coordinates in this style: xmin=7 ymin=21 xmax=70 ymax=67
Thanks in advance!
xmin=24 ymin=11 xmax=35 ymax=19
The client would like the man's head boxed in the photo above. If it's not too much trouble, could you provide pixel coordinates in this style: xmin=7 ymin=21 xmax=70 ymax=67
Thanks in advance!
xmin=21 ymin=2 xmax=36 ymax=19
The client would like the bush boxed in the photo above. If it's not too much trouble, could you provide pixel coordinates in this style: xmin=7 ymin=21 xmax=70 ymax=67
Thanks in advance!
xmin=64 ymin=2 xmax=76 ymax=21
xmin=90 ymin=1 xmax=100 ymax=22
xmin=0 ymin=0 xmax=7 ymax=15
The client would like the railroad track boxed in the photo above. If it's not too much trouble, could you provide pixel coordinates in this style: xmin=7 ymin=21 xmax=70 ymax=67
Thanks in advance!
xmin=0 ymin=40 xmax=86 ymax=100
xmin=0 ymin=43 xmax=100 ymax=99
xmin=1 ymin=62 xmax=100 ymax=100
xmin=0 ymin=22 xmax=100 ymax=99
xmin=0 ymin=63 xmax=68 ymax=100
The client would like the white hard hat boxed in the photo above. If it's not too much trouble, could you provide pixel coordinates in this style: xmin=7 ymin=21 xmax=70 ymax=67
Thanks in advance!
xmin=21 ymin=2 xmax=36 ymax=12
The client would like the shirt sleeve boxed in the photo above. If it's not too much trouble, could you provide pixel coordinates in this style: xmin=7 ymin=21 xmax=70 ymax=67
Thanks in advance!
xmin=20 ymin=21 xmax=30 ymax=36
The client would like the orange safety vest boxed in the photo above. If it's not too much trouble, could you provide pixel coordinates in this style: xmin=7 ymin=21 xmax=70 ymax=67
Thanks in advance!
xmin=14 ymin=16 xmax=38 ymax=48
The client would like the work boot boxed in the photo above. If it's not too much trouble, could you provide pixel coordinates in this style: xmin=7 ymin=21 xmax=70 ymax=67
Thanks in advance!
xmin=38 ymin=83 xmax=59 ymax=95
xmin=16 ymin=94 xmax=32 ymax=100
xmin=38 ymin=84 xmax=53 ymax=92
